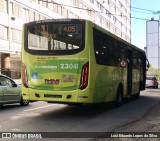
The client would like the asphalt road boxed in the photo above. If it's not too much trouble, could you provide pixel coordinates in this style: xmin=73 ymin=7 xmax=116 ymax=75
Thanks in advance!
xmin=0 ymin=88 xmax=160 ymax=141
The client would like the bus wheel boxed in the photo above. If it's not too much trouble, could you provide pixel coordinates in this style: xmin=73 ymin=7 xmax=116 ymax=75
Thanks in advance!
xmin=115 ymin=86 xmax=123 ymax=107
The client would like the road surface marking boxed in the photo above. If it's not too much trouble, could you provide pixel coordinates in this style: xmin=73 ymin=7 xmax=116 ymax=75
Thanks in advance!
xmin=24 ymin=104 xmax=55 ymax=112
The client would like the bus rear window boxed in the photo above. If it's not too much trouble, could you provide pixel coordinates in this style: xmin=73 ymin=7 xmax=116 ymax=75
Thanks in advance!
xmin=25 ymin=22 xmax=84 ymax=55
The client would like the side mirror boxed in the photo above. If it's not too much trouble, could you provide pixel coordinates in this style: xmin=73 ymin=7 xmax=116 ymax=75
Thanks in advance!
xmin=147 ymin=64 xmax=150 ymax=71
xmin=146 ymin=59 xmax=150 ymax=71
xmin=13 ymin=83 xmax=17 ymax=87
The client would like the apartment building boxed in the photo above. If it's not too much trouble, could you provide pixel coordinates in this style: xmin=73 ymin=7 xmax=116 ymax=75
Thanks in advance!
xmin=146 ymin=18 xmax=160 ymax=69
xmin=0 ymin=0 xmax=131 ymax=78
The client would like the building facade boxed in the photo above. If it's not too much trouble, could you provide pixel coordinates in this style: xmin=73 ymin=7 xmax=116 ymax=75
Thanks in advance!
xmin=146 ymin=18 xmax=160 ymax=69
xmin=0 ymin=0 xmax=131 ymax=78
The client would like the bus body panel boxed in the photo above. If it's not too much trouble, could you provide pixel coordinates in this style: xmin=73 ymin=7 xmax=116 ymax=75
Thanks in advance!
xmin=22 ymin=87 xmax=93 ymax=103
xmin=92 ymin=66 xmax=127 ymax=103
xmin=27 ymin=55 xmax=85 ymax=90
xmin=132 ymin=69 xmax=141 ymax=94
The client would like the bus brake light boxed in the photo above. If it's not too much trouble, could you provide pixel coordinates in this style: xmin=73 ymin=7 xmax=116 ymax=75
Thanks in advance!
xmin=80 ymin=62 xmax=89 ymax=90
xmin=22 ymin=63 xmax=29 ymax=88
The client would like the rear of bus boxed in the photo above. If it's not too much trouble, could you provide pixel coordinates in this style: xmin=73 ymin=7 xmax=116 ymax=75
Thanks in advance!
xmin=22 ymin=19 xmax=94 ymax=104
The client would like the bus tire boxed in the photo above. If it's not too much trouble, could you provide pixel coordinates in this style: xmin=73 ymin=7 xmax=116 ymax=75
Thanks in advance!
xmin=115 ymin=86 xmax=123 ymax=107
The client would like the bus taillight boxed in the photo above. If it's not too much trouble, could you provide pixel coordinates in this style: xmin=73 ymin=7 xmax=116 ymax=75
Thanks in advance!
xmin=80 ymin=62 xmax=89 ymax=90
xmin=22 ymin=63 xmax=29 ymax=88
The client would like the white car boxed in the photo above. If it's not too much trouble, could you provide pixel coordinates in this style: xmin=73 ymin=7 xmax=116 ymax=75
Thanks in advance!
xmin=0 ymin=74 xmax=29 ymax=107
xmin=146 ymin=76 xmax=158 ymax=88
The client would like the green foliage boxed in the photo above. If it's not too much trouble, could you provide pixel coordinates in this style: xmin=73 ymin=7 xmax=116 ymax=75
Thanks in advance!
xmin=147 ymin=65 xmax=160 ymax=80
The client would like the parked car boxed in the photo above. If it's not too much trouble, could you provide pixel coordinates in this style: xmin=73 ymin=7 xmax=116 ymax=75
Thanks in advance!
xmin=0 ymin=74 xmax=29 ymax=107
xmin=146 ymin=76 xmax=158 ymax=88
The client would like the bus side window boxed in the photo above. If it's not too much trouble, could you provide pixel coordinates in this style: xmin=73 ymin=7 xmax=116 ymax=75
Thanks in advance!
xmin=118 ymin=43 xmax=127 ymax=67
xmin=108 ymin=38 xmax=118 ymax=66
xmin=93 ymin=28 xmax=112 ymax=66
xmin=96 ymin=38 xmax=109 ymax=65
xmin=94 ymin=38 xmax=104 ymax=65
xmin=133 ymin=51 xmax=138 ymax=69
xmin=94 ymin=29 xmax=103 ymax=65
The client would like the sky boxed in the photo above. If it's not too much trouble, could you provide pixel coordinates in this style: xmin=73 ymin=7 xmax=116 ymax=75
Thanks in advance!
xmin=131 ymin=0 xmax=160 ymax=49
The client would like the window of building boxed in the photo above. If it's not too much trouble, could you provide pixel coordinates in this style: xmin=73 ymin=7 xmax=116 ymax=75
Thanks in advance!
xmin=58 ymin=5 xmax=62 ymax=15
xmin=100 ymin=4 xmax=103 ymax=11
xmin=21 ymin=8 xmax=26 ymax=20
xmin=87 ymin=7 xmax=90 ymax=16
xmin=0 ymin=25 xmax=8 ymax=40
xmin=83 ymin=5 xmax=87 ymax=15
xmin=41 ymin=15 xmax=45 ymax=20
xmin=73 ymin=0 xmax=77 ymax=6
xmin=107 ymin=0 xmax=109 ymax=5
xmin=90 ymin=10 xmax=95 ymax=19
xmin=48 ymin=2 xmax=53 ymax=10
xmin=0 ymin=0 xmax=7 ymax=13
xmin=13 ymin=3 xmax=19 ymax=18
xmin=3 ymin=26 xmax=8 ymax=40
xmin=4 ymin=0 xmax=8 ymax=13
xmin=116 ymin=29 xmax=120 ymax=37
xmin=9 ymin=2 xmax=13 ymax=15
xmin=63 ymin=8 xmax=68 ymax=18
xmin=42 ymin=1 xmax=48 ymax=8
xmin=97 ymin=2 xmax=100 ymax=9
xmin=69 ymin=12 xmax=73 ymax=18
xmin=97 ymin=14 xmax=101 ymax=23
xmin=38 ymin=0 xmax=42 ymax=5
xmin=0 ymin=0 xmax=4 ymax=12
xmin=90 ymin=0 xmax=94 ymax=4
xmin=79 ymin=2 xmax=83 ymax=9
xmin=119 ymin=1 xmax=122 ymax=8
xmin=106 ymin=10 xmax=109 ymax=15
xmin=108 ymin=12 xmax=111 ymax=18
xmin=25 ymin=9 xmax=29 ymax=21
xmin=113 ymin=16 xmax=116 ymax=24
xmin=102 ymin=19 xmax=105 ymax=27
xmin=35 ymin=13 xmax=40 ymax=21
xmin=29 ymin=11 xmax=35 ymax=21
xmin=73 ymin=13 xmax=76 ymax=18
xmin=32 ymin=0 xmax=39 ymax=3
xmin=53 ymin=3 xmax=58 ymax=13
xmin=105 ymin=21 xmax=110 ymax=29
xmin=12 ymin=28 xmax=22 ymax=43
xmin=0 ymin=25 xmax=5 ymax=39
xmin=18 ymin=6 xmax=23 ymax=19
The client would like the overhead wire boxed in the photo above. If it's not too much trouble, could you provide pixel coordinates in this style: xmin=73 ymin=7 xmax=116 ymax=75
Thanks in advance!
xmin=131 ymin=7 xmax=155 ymax=13
xmin=37 ymin=0 xmax=159 ymax=21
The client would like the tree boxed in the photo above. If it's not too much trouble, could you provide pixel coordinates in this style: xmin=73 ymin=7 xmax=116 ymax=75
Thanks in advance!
xmin=147 ymin=65 xmax=160 ymax=80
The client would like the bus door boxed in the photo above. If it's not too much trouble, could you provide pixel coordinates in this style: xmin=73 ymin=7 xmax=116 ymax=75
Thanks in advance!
xmin=141 ymin=56 xmax=149 ymax=90
xmin=127 ymin=49 xmax=132 ymax=96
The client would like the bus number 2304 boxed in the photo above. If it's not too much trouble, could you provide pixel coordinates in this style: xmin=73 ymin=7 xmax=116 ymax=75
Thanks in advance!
xmin=60 ymin=63 xmax=78 ymax=69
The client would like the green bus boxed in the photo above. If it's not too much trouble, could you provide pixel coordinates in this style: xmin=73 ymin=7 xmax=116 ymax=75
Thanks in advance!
xmin=21 ymin=19 xmax=148 ymax=106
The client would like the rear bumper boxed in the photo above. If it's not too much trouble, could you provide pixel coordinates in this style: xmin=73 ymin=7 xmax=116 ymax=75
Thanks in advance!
xmin=22 ymin=87 xmax=93 ymax=103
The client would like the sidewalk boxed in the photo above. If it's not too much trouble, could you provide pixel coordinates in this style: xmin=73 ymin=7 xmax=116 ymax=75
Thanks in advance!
xmin=91 ymin=101 xmax=160 ymax=141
